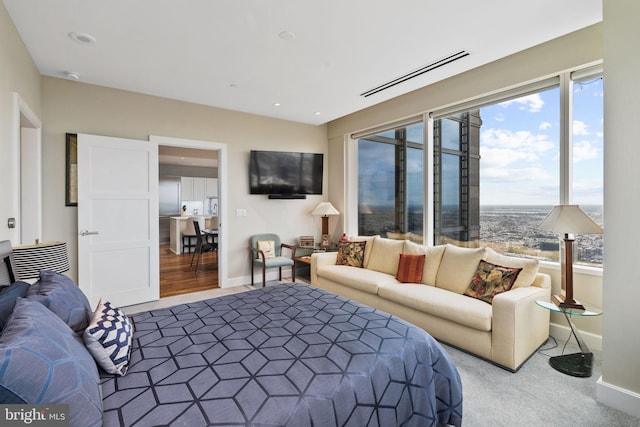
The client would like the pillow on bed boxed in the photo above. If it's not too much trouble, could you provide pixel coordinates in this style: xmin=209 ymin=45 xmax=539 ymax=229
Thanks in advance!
xmin=0 ymin=281 xmax=30 ymax=330
xmin=0 ymin=298 xmax=103 ymax=426
xmin=84 ymin=299 xmax=134 ymax=376
xmin=27 ymin=270 xmax=92 ymax=334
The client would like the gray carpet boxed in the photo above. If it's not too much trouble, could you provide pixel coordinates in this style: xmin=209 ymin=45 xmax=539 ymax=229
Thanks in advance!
xmin=441 ymin=336 xmax=640 ymax=426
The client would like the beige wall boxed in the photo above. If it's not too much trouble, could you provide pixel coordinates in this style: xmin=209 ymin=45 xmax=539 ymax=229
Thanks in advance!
xmin=599 ymin=0 xmax=640 ymax=412
xmin=0 ymin=3 xmax=42 ymax=243
xmin=40 ymin=77 xmax=328 ymax=282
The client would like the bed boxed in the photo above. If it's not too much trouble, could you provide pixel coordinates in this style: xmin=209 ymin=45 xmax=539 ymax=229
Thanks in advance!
xmin=0 ymin=240 xmax=462 ymax=426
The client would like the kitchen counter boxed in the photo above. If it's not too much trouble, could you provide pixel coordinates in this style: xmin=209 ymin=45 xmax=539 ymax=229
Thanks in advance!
xmin=169 ymin=216 xmax=217 ymax=254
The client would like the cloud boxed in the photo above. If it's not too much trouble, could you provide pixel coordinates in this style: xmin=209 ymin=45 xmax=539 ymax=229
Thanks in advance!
xmin=498 ymin=94 xmax=544 ymax=112
xmin=494 ymin=113 xmax=505 ymax=122
xmin=573 ymin=140 xmax=600 ymax=163
xmin=573 ymin=120 xmax=590 ymax=136
xmin=539 ymin=121 xmax=551 ymax=130
xmin=481 ymin=166 xmax=552 ymax=182
xmin=481 ymin=128 xmax=555 ymax=152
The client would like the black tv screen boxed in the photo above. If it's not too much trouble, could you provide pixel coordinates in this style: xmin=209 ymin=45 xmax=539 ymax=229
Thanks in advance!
xmin=249 ymin=150 xmax=323 ymax=195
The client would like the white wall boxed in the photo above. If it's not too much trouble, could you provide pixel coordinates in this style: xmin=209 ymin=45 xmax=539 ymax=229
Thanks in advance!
xmin=40 ymin=77 xmax=328 ymax=284
xmin=597 ymin=0 xmax=640 ymax=416
xmin=0 ymin=3 xmax=42 ymax=244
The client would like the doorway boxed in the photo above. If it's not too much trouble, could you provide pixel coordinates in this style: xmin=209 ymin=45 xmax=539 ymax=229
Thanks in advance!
xmin=152 ymin=135 xmax=227 ymax=297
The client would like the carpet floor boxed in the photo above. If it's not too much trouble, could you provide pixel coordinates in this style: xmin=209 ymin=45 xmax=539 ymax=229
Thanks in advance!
xmin=441 ymin=337 xmax=640 ymax=426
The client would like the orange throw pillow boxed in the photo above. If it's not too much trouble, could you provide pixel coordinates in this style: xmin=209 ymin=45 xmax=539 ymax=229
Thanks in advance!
xmin=396 ymin=254 xmax=426 ymax=283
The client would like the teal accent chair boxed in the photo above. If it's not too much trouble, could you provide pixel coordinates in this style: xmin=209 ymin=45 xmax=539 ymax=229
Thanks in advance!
xmin=249 ymin=233 xmax=296 ymax=287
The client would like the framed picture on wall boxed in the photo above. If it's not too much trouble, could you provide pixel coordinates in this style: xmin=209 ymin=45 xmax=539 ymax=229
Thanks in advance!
xmin=65 ymin=133 xmax=78 ymax=206
xmin=320 ymin=234 xmax=331 ymax=248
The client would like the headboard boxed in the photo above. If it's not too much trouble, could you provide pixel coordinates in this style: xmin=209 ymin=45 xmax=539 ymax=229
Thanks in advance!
xmin=0 ymin=240 xmax=16 ymax=286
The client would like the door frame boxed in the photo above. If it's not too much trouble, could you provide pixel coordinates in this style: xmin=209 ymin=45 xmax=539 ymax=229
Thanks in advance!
xmin=12 ymin=92 xmax=42 ymax=245
xmin=150 ymin=135 xmax=228 ymax=288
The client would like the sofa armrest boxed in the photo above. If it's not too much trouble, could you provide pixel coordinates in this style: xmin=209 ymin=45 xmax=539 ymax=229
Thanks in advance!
xmin=310 ymin=252 xmax=338 ymax=285
xmin=491 ymin=272 xmax=551 ymax=370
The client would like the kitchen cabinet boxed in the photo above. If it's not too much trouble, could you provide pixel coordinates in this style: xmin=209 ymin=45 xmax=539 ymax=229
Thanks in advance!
xmin=181 ymin=177 xmax=218 ymax=200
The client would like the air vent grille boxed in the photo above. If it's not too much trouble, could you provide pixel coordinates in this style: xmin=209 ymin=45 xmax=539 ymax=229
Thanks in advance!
xmin=360 ymin=50 xmax=470 ymax=97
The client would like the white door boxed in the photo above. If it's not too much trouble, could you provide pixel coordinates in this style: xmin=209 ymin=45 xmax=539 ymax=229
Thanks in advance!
xmin=77 ymin=134 xmax=159 ymax=308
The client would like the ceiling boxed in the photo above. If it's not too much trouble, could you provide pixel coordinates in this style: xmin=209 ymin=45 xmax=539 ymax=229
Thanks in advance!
xmin=4 ymin=0 xmax=602 ymax=125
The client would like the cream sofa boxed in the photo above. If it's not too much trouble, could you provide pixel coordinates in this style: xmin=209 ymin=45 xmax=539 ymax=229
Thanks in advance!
xmin=310 ymin=236 xmax=551 ymax=371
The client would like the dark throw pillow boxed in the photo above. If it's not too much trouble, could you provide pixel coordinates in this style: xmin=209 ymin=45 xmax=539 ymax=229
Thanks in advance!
xmin=84 ymin=299 xmax=134 ymax=376
xmin=0 ymin=298 xmax=103 ymax=426
xmin=27 ymin=270 xmax=92 ymax=334
xmin=0 ymin=281 xmax=31 ymax=330
xmin=396 ymin=254 xmax=426 ymax=283
xmin=335 ymin=241 xmax=366 ymax=268
xmin=464 ymin=260 xmax=522 ymax=304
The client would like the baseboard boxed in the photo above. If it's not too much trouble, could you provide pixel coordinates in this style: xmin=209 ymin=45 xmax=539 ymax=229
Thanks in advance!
xmin=223 ymin=270 xmax=293 ymax=288
xmin=549 ymin=321 xmax=602 ymax=351
xmin=596 ymin=377 xmax=640 ymax=418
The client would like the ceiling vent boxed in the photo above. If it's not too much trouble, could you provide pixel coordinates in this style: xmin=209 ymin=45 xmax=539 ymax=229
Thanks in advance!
xmin=360 ymin=50 xmax=470 ymax=97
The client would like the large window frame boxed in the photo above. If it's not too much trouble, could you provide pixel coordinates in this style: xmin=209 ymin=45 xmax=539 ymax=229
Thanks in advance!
xmin=346 ymin=63 xmax=603 ymax=270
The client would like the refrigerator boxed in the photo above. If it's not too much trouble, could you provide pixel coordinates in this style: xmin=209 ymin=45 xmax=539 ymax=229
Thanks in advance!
xmin=159 ymin=176 xmax=181 ymax=244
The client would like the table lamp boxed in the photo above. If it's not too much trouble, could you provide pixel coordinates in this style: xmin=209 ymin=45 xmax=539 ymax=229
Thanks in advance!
xmin=538 ymin=205 xmax=602 ymax=309
xmin=312 ymin=202 xmax=339 ymax=247
xmin=11 ymin=241 xmax=70 ymax=281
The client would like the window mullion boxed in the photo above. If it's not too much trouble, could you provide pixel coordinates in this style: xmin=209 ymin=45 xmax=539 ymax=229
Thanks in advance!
xmin=559 ymin=72 xmax=573 ymax=204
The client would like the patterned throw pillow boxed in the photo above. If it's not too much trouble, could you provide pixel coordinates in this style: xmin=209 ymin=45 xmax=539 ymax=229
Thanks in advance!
xmin=396 ymin=254 xmax=426 ymax=283
xmin=464 ymin=260 xmax=522 ymax=304
xmin=257 ymin=240 xmax=276 ymax=258
xmin=83 ymin=299 xmax=134 ymax=376
xmin=335 ymin=241 xmax=366 ymax=267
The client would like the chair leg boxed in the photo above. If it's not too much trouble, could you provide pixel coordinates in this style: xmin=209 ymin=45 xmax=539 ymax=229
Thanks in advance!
xmin=250 ymin=260 xmax=254 ymax=286
xmin=262 ymin=266 xmax=266 ymax=288
xmin=291 ymin=264 xmax=296 ymax=283
xmin=278 ymin=267 xmax=282 ymax=282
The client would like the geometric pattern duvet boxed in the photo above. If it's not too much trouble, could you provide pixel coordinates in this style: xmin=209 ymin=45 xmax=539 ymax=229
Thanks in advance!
xmin=101 ymin=283 xmax=463 ymax=426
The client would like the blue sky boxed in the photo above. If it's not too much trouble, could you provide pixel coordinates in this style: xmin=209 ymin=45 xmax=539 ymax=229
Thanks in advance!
xmin=479 ymin=79 xmax=603 ymax=205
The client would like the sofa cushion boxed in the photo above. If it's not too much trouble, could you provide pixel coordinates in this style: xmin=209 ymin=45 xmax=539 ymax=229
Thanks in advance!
xmin=349 ymin=235 xmax=378 ymax=268
xmin=336 ymin=241 xmax=366 ymax=267
xmin=484 ymin=247 xmax=539 ymax=288
xmin=396 ymin=254 xmax=425 ymax=283
xmin=317 ymin=265 xmax=399 ymax=295
xmin=367 ymin=237 xmax=406 ymax=275
xmin=435 ymin=245 xmax=487 ymax=294
xmin=378 ymin=282 xmax=492 ymax=331
xmin=464 ymin=260 xmax=522 ymax=304
xmin=403 ymin=241 xmax=446 ymax=286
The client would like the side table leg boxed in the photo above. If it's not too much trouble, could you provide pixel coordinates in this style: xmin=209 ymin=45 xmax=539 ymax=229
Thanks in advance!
xmin=548 ymin=312 xmax=593 ymax=377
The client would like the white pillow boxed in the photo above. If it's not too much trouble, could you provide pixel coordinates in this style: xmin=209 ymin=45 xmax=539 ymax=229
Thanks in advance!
xmin=348 ymin=235 xmax=379 ymax=268
xmin=484 ymin=247 xmax=539 ymax=288
xmin=366 ymin=237 xmax=405 ymax=275
xmin=403 ymin=241 xmax=446 ymax=286
xmin=257 ymin=240 xmax=276 ymax=258
xmin=435 ymin=244 xmax=487 ymax=294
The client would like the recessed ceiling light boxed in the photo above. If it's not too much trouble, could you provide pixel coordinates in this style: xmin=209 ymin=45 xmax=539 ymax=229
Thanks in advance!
xmin=68 ymin=32 xmax=96 ymax=44
xmin=314 ymin=111 xmax=321 ymax=116
xmin=273 ymin=103 xmax=281 ymax=107
xmin=278 ymin=31 xmax=295 ymax=40
xmin=64 ymin=71 xmax=80 ymax=80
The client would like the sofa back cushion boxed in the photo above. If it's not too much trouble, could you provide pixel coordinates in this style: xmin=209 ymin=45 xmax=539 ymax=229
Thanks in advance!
xmin=484 ymin=247 xmax=539 ymax=288
xmin=435 ymin=244 xmax=487 ymax=294
xmin=403 ymin=241 xmax=445 ymax=286
xmin=349 ymin=235 xmax=378 ymax=268
xmin=366 ymin=237 xmax=405 ymax=275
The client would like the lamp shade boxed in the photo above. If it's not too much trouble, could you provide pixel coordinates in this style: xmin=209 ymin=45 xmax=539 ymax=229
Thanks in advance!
xmin=311 ymin=202 xmax=339 ymax=217
xmin=538 ymin=205 xmax=603 ymax=235
xmin=11 ymin=241 xmax=70 ymax=280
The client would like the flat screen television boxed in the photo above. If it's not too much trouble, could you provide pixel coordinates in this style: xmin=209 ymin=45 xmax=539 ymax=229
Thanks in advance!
xmin=249 ymin=150 xmax=323 ymax=198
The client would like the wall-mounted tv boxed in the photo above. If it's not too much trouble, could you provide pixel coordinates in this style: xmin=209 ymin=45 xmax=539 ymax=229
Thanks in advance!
xmin=249 ymin=150 xmax=323 ymax=198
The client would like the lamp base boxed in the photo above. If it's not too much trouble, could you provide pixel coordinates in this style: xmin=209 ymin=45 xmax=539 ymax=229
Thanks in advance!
xmin=552 ymin=294 xmax=585 ymax=310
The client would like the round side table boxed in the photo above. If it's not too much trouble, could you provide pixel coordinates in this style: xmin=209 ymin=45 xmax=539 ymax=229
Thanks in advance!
xmin=535 ymin=300 xmax=602 ymax=377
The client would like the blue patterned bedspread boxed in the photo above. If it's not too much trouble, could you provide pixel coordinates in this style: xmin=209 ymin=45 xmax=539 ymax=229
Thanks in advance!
xmin=101 ymin=283 xmax=462 ymax=426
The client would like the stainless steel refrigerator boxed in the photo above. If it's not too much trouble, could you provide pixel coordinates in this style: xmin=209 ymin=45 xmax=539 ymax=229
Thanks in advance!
xmin=159 ymin=176 xmax=181 ymax=244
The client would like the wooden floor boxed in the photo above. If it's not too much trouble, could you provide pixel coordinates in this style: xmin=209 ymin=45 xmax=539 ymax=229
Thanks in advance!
xmin=159 ymin=244 xmax=218 ymax=298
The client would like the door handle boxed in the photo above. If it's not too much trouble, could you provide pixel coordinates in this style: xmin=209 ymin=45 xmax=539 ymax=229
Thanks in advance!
xmin=80 ymin=230 xmax=99 ymax=236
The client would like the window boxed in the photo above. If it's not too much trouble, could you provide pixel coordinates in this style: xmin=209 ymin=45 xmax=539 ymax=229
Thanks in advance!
xmin=358 ymin=122 xmax=424 ymax=242
xmin=432 ymin=69 xmax=603 ymax=267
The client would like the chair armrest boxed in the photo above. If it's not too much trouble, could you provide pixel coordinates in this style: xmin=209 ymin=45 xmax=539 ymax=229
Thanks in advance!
xmin=491 ymin=272 xmax=551 ymax=370
xmin=281 ymin=243 xmax=297 ymax=258
xmin=249 ymin=247 xmax=266 ymax=262
xmin=310 ymin=252 xmax=338 ymax=285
